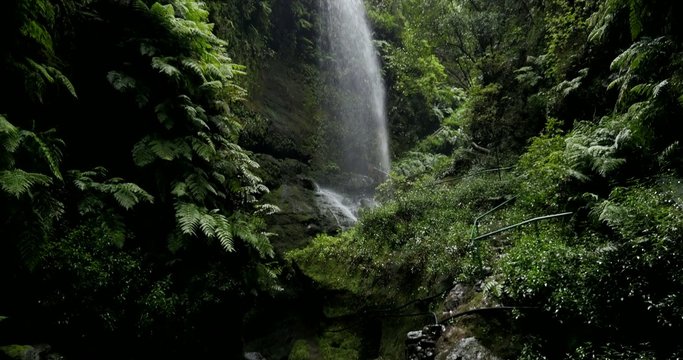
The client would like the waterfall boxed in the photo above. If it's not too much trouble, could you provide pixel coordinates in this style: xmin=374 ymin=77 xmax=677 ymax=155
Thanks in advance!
xmin=320 ymin=0 xmax=391 ymax=178
xmin=315 ymin=185 xmax=358 ymax=229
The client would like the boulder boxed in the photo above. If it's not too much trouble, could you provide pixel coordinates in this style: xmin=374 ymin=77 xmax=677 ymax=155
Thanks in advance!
xmin=244 ymin=352 xmax=267 ymax=360
xmin=443 ymin=284 xmax=469 ymax=311
xmin=445 ymin=337 xmax=501 ymax=360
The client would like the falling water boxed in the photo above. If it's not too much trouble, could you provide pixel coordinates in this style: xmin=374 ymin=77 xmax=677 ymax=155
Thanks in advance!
xmin=320 ymin=0 xmax=391 ymax=177
xmin=315 ymin=185 xmax=358 ymax=228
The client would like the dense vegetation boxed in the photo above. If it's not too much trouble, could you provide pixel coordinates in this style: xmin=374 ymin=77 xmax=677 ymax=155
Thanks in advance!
xmin=2 ymin=0 xmax=683 ymax=359
xmin=292 ymin=0 xmax=683 ymax=358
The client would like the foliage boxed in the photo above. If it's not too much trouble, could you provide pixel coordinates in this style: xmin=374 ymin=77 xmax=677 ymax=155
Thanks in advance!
xmin=290 ymin=172 xmax=519 ymax=302
xmin=289 ymin=339 xmax=311 ymax=360
xmin=291 ymin=0 xmax=683 ymax=357
xmin=0 ymin=0 xmax=276 ymax=358
xmin=318 ymin=330 xmax=361 ymax=360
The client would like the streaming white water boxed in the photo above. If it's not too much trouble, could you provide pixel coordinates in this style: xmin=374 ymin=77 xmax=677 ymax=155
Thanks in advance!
xmin=316 ymin=186 xmax=358 ymax=228
xmin=320 ymin=0 xmax=391 ymax=177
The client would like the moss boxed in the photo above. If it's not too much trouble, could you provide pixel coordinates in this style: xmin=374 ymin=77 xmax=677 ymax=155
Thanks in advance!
xmin=289 ymin=339 xmax=311 ymax=360
xmin=318 ymin=330 xmax=361 ymax=360
xmin=0 ymin=345 xmax=31 ymax=359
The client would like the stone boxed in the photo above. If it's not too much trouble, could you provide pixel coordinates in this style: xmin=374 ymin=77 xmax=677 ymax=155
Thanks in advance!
xmin=423 ymin=324 xmax=445 ymax=337
xmin=244 ymin=352 xmax=267 ymax=360
xmin=407 ymin=330 xmax=423 ymax=341
xmin=445 ymin=337 xmax=501 ymax=360
xmin=444 ymin=284 xmax=469 ymax=311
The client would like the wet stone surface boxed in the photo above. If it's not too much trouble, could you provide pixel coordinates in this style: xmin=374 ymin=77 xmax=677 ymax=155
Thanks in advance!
xmin=406 ymin=324 xmax=445 ymax=360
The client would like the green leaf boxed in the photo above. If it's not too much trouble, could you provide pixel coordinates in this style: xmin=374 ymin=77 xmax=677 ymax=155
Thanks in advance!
xmin=23 ymin=131 xmax=63 ymax=180
xmin=47 ymin=67 xmax=78 ymax=98
xmin=132 ymin=137 xmax=156 ymax=166
xmin=152 ymin=57 xmax=180 ymax=78
xmin=0 ymin=169 xmax=52 ymax=197
xmin=0 ymin=115 xmax=21 ymax=152
xmin=107 ymin=71 xmax=136 ymax=92
xmin=175 ymin=202 xmax=202 ymax=235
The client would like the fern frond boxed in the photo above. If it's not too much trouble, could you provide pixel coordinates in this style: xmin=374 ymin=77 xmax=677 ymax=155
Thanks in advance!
xmin=482 ymin=279 xmax=503 ymax=298
xmin=150 ymin=2 xmax=176 ymax=19
xmin=198 ymin=213 xmax=218 ymax=237
xmin=26 ymin=58 xmax=54 ymax=83
xmin=191 ymin=135 xmax=216 ymax=161
xmin=185 ymin=171 xmax=218 ymax=200
xmin=132 ymin=0 xmax=150 ymax=14
xmin=132 ymin=137 xmax=156 ymax=166
xmin=200 ymin=80 xmax=223 ymax=91
xmin=596 ymin=242 xmax=618 ymax=253
xmin=172 ymin=181 xmax=188 ymax=197
xmin=0 ymin=115 xmax=21 ymax=152
xmin=46 ymin=66 xmax=77 ymax=98
xmin=652 ymin=79 xmax=669 ymax=98
xmin=152 ymin=57 xmax=180 ymax=78
xmin=21 ymin=21 xmax=53 ymax=54
xmin=107 ymin=71 xmax=136 ymax=92
xmin=175 ymin=202 xmax=202 ymax=235
xmin=233 ymin=220 xmax=273 ymax=257
xmin=181 ymin=58 xmax=206 ymax=81
xmin=23 ymin=131 xmax=63 ymax=180
xmin=146 ymin=137 xmax=191 ymax=161
xmin=0 ymin=169 xmax=52 ymax=197
xmin=254 ymin=203 xmax=280 ymax=215
xmin=111 ymin=182 xmax=154 ymax=210
xmin=658 ymin=141 xmax=680 ymax=165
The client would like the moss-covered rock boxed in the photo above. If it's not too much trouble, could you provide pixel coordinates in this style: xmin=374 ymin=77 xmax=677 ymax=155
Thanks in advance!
xmin=0 ymin=345 xmax=32 ymax=359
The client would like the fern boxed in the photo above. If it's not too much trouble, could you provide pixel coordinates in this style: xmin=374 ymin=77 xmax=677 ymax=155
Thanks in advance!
xmin=233 ymin=217 xmax=273 ymax=257
xmin=175 ymin=202 xmax=202 ymax=235
xmin=152 ymin=57 xmax=181 ymax=78
xmin=588 ymin=0 xmax=647 ymax=42
xmin=181 ymin=58 xmax=206 ymax=81
xmin=111 ymin=183 xmax=154 ymax=210
xmin=47 ymin=66 xmax=78 ymax=98
xmin=173 ymin=202 xmax=235 ymax=251
xmin=132 ymin=137 xmax=156 ymax=166
xmin=22 ymin=130 xmax=64 ymax=180
xmin=0 ymin=115 xmax=21 ymax=153
xmin=191 ymin=134 xmax=216 ymax=161
xmin=133 ymin=137 xmax=193 ymax=164
xmin=21 ymin=20 xmax=54 ymax=54
xmin=26 ymin=59 xmax=77 ymax=99
xmin=627 ymin=0 xmax=643 ymax=40
xmin=482 ymin=278 xmax=503 ymax=298
xmin=254 ymin=204 xmax=280 ymax=216
xmin=0 ymin=169 xmax=52 ymax=197
xmin=107 ymin=71 xmax=137 ymax=92
xmin=70 ymin=169 xmax=154 ymax=210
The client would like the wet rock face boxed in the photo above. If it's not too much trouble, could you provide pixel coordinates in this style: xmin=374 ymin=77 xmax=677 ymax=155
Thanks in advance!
xmin=443 ymin=284 xmax=469 ymax=311
xmin=444 ymin=337 xmax=501 ymax=360
xmin=406 ymin=324 xmax=445 ymax=360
